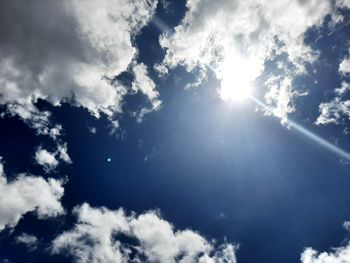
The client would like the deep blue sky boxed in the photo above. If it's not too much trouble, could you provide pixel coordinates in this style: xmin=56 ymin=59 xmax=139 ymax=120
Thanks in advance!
xmin=0 ymin=1 xmax=350 ymax=263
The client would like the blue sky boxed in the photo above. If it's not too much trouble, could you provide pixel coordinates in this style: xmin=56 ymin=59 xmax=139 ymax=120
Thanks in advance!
xmin=0 ymin=1 xmax=350 ymax=263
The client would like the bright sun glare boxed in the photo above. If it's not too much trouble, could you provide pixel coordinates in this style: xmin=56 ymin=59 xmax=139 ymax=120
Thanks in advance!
xmin=219 ymin=53 xmax=260 ymax=103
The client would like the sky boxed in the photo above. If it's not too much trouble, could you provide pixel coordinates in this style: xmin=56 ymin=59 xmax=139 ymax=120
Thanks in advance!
xmin=0 ymin=0 xmax=350 ymax=262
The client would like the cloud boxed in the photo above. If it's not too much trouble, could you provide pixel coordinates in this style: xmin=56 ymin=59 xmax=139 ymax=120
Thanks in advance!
xmin=52 ymin=203 xmax=237 ymax=263
xmin=337 ymin=0 xmax=350 ymax=9
xmin=35 ymin=143 xmax=71 ymax=172
xmin=15 ymin=233 xmax=39 ymax=251
xmin=343 ymin=221 xmax=350 ymax=231
xmin=4 ymin=103 xmax=62 ymax=139
xmin=339 ymin=51 xmax=350 ymax=76
xmin=56 ymin=143 xmax=72 ymax=164
xmin=316 ymin=97 xmax=350 ymax=125
xmin=0 ymin=158 xmax=65 ymax=231
xmin=158 ymin=0 xmax=333 ymax=120
xmin=301 ymin=220 xmax=350 ymax=263
xmin=316 ymin=50 xmax=350 ymax=126
xmin=264 ymin=75 xmax=308 ymax=124
xmin=0 ymin=0 xmax=159 ymax=134
xmin=301 ymin=243 xmax=350 ymax=263
xmin=35 ymin=149 xmax=59 ymax=172
xmin=131 ymin=63 xmax=162 ymax=122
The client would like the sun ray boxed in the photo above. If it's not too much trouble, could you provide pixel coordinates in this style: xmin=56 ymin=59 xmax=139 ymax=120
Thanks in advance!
xmin=250 ymin=96 xmax=350 ymax=161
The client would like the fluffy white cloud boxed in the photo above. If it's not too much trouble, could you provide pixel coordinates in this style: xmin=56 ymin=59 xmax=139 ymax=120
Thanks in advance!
xmin=15 ymin=233 xmax=39 ymax=251
xmin=35 ymin=143 xmax=71 ymax=172
xmin=159 ymin=0 xmax=333 ymax=120
xmin=0 ymin=0 xmax=159 ymax=133
xmin=316 ymin=97 xmax=350 ymax=125
xmin=339 ymin=53 xmax=350 ymax=76
xmin=301 ymin=221 xmax=350 ymax=263
xmin=316 ymin=51 xmax=350 ymax=126
xmin=35 ymin=149 xmax=59 ymax=172
xmin=52 ymin=203 xmax=237 ymax=263
xmin=301 ymin=243 xmax=350 ymax=263
xmin=0 ymin=158 xmax=65 ymax=231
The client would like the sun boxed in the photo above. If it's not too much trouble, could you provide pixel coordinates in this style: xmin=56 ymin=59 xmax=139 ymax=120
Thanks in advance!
xmin=218 ymin=53 xmax=260 ymax=103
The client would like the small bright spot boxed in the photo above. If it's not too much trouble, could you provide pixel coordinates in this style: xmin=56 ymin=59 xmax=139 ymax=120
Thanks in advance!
xmin=107 ymin=157 xmax=111 ymax=162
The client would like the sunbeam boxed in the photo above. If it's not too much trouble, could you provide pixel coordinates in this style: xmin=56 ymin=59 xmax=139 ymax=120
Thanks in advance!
xmin=249 ymin=96 xmax=350 ymax=162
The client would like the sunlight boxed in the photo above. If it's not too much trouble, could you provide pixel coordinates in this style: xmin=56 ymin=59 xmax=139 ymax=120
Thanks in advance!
xmin=250 ymin=96 xmax=350 ymax=162
xmin=218 ymin=53 xmax=261 ymax=103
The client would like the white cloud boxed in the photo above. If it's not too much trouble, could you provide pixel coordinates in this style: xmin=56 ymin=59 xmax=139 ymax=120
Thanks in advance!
xmin=15 ymin=233 xmax=39 ymax=251
xmin=159 ymin=0 xmax=332 ymax=120
xmin=132 ymin=63 xmax=162 ymax=122
xmin=5 ymin=103 xmax=62 ymax=139
xmin=0 ymin=158 xmax=65 ymax=231
xmin=34 ymin=143 xmax=71 ymax=172
xmin=0 ymin=0 xmax=159 ymax=133
xmin=316 ymin=51 xmax=350 ymax=126
xmin=339 ymin=53 xmax=350 ymax=76
xmin=336 ymin=0 xmax=350 ymax=9
xmin=316 ymin=98 xmax=350 ymax=125
xmin=301 ymin=220 xmax=350 ymax=263
xmin=132 ymin=63 xmax=161 ymax=107
xmin=336 ymin=81 xmax=350 ymax=96
xmin=264 ymin=75 xmax=308 ymax=124
xmin=57 ymin=143 xmax=72 ymax=164
xmin=343 ymin=221 xmax=350 ymax=231
xmin=301 ymin=243 xmax=350 ymax=263
xmin=35 ymin=149 xmax=59 ymax=172
xmin=52 ymin=203 xmax=237 ymax=263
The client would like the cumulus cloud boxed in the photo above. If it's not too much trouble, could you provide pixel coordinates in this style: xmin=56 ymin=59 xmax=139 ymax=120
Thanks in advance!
xmin=35 ymin=149 xmax=59 ymax=172
xmin=301 ymin=243 xmax=350 ymax=263
xmin=35 ymin=143 xmax=71 ymax=172
xmin=52 ymin=203 xmax=237 ymax=263
xmin=316 ymin=51 xmax=350 ymax=126
xmin=0 ymin=0 xmax=159 ymax=133
xmin=0 ymin=158 xmax=65 ymax=231
xmin=15 ymin=233 xmax=39 ymax=251
xmin=301 ymin=220 xmax=350 ymax=263
xmin=316 ymin=97 xmax=350 ymax=125
xmin=339 ymin=52 xmax=350 ymax=76
xmin=158 ymin=0 xmax=333 ymax=120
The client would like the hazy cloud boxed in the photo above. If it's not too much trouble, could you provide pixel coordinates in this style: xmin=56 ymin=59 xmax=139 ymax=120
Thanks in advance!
xmin=15 ymin=233 xmax=39 ymax=251
xmin=343 ymin=221 xmax=350 ymax=231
